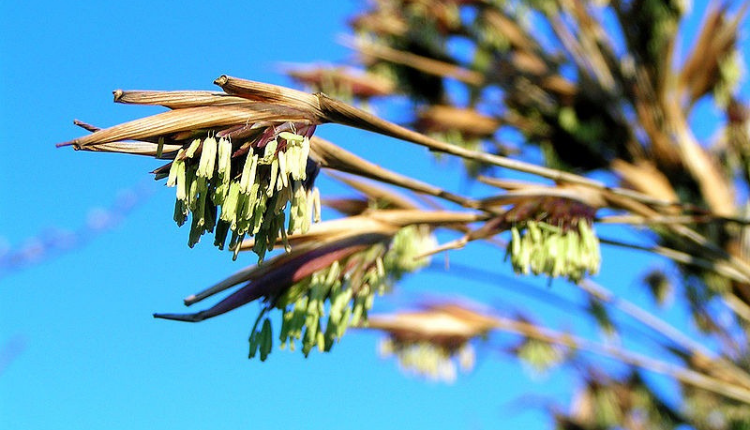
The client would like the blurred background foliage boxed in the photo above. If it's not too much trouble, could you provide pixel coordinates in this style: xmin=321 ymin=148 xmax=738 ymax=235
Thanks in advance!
xmin=319 ymin=1 xmax=750 ymax=428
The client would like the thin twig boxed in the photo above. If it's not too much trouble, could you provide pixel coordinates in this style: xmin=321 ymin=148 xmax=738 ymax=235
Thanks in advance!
xmin=597 ymin=214 xmax=750 ymax=226
xmin=577 ymin=279 xmax=711 ymax=355
xmin=599 ymin=237 xmax=750 ymax=286
xmin=314 ymin=93 xmax=684 ymax=209
xmin=311 ymin=136 xmax=482 ymax=210
xmin=491 ymin=315 xmax=750 ymax=404
xmin=577 ymin=279 xmax=750 ymax=390
xmin=344 ymin=37 xmax=485 ymax=86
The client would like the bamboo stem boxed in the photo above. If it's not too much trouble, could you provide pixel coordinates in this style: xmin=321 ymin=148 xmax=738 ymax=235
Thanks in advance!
xmin=577 ymin=279 xmax=750 ymax=390
xmin=314 ymin=93 xmax=685 ymax=209
xmin=491 ymin=316 xmax=750 ymax=405
xmin=597 ymin=214 xmax=750 ymax=226
xmin=599 ymin=237 xmax=750 ymax=285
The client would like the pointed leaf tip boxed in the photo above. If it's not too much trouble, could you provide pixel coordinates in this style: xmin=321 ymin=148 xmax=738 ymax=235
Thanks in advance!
xmin=153 ymin=312 xmax=203 ymax=322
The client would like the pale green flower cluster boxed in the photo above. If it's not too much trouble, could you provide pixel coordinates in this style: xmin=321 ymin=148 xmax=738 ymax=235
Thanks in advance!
xmin=715 ymin=50 xmax=743 ymax=108
xmin=249 ymin=225 xmax=435 ymax=360
xmin=517 ymin=338 xmax=566 ymax=375
xmin=379 ymin=339 xmax=475 ymax=383
xmin=508 ymin=220 xmax=600 ymax=283
xmin=166 ymin=131 xmax=319 ymax=261
xmin=384 ymin=224 xmax=437 ymax=278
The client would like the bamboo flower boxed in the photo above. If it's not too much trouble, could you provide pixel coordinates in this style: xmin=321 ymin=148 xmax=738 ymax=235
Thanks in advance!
xmin=366 ymin=302 xmax=497 ymax=382
xmin=59 ymin=84 xmax=323 ymax=261
xmin=152 ymin=209 xmax=474 ymax=359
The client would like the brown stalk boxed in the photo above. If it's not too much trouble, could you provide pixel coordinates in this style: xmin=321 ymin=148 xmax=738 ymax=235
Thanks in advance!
xmin=344 ymin=37 xmax=485 ymax=86
xmin=599 ymin=237 xmax=750 ymax=286
xmin=58 ymin=105 xmax=313 ymax=148
xmin=596 ymin=214 xmax=750 ymax=226
xmin=491 ymin=315 xmax=750 ymax=405
xmin=366 ymin=209 xmax=487 ymax=227
xmin=664 ymin=97 xmax=736 ymax=217
xmin=213 ymin=75 xmax=322 ymax=109
xmin=325 ymin=172 xmax=421 ymax=210
xmin=310 ymin=90 xmax=684 ymax=209
xmin=239 ymin=215 xmax=402 ymax=252
xmin=680 ymin=3 xmax=747 ymax=107
xmin=576 ymin=279 xmax=750 ymax=390
xmin=113 ymin=90 xmax=253 ymax=109
xmin=477 ymin=176 xmax=546 ymax=190
xmin=75 ymin=141 xmax=182 ymax=157
xmin=310 ymin=136 xmax=480 ymax=209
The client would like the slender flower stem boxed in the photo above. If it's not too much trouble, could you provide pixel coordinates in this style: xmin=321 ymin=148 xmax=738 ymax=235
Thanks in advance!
xmin=344 ymin=37 xmax=486 ymax=86
xmin=491 ymin=315 xmax=750 ymax=405
xmin=599 ymin=237 xmax=750 ymax=285
xmin=311 ymin=136 xmax=482 ymax=210
xmin=577 ymin=279 xmax=750 ymax=390
xmin=599 ymin=237 xmax=750 ymax=325
xmin=597 ymin=214 xmax=750 ymax=226
xmin=314 ymin=93 xmax=687 ymax=209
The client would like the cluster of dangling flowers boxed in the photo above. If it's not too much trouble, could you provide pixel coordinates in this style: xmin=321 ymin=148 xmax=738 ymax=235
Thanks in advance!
xmin=163 ymin=123 xmax=320 ymax=261
xmin=366 ymin=303 xmax=498 ymax=383
xmin=504 ymin=197 xmax=600 ymax=283
xmin=248 ymin=225 xmax=436 ymax=360
xmin=378 ymin=338 xmax=475 ymax=383
xmin=508 ymin=218 xmax=600 ymax=282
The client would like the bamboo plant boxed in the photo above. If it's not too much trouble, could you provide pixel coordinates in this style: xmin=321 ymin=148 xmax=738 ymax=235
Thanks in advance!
xmin=59 ymin=0 xmax=750 ymax=428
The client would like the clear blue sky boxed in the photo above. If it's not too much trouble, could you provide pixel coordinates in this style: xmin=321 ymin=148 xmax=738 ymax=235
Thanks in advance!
xmin=0 ymin=1 xmax=746 ymax=429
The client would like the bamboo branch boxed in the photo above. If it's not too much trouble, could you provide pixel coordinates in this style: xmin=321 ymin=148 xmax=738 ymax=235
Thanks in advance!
xmin=344 ymin=37 xmax=485 ymax=86
xmin=312 ymin=92 xmax=681 ymax=208
xmin=599 ymin=237 xmax=750 ymax=285
xmin=577 ymin=279 xmax=750 ymax=390
xmin=596 ymin=214 xmax=750 ymax=226
xmin=310 ymin=136 xmax=482 ymax=210
xmin=491 ymin=315 xmax=750 ymax=404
